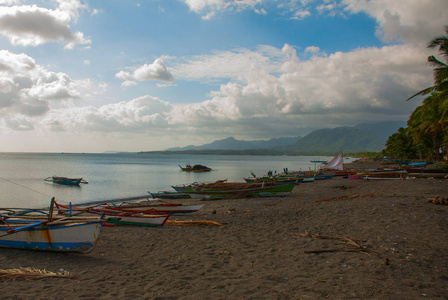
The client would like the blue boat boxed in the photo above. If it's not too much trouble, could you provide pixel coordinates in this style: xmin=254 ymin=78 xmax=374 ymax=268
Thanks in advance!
xmin=44 ymin=176 xmax=88 ymax=186
xmin=0 ymin=206 xmax=103 ymax=253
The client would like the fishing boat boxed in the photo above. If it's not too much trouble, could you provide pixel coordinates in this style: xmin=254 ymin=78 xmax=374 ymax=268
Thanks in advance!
xmin=106 ymin=201 xmax=205 ymax=215
xmin=148 ymin=191 xmax=191 ymax=199
xmin=0 ymin=199 xmax=103 ymax=253
xmin=54 ymin=201 xmax=171 ymax=227
xmin=44 ymin=176 xmax=88 ymax=186
xmin=243 ymin=176 xmax=303 ymax=185
xmin=403 ymin=167 xmax=448 ymax=178
xmin=302 ymin=175 xmax=315 ymax=182
xmin=179 ymin=164 xmax=212 ymax=172
xmin=179 ymin=181 xmax=296 ymax=199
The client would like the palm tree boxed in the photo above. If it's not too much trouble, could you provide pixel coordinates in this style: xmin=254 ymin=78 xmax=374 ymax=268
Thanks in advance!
xmin=408 ymin=93 xmax=448 ymax=159
xmin=384 ymin=127 xmax=418 ymax=159
xmin=408 ymin=26 xmax=448 ymax=104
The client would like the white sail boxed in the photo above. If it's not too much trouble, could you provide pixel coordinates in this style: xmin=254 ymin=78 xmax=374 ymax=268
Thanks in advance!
xmin=322 ymin=151 xmax=343 ymax=170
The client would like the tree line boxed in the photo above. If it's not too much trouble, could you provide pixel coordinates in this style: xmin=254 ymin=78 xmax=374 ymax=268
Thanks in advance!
xmin=384 ymin=26 xmax=448 ymax=161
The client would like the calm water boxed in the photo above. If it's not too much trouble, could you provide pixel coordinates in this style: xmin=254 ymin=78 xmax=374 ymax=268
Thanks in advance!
xmin=0 ymin=152 xmax=347 ymax=208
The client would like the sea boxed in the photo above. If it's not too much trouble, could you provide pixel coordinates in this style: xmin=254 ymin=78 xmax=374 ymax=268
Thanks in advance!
xmin=0 ymin=152 xmax=354 ymax=208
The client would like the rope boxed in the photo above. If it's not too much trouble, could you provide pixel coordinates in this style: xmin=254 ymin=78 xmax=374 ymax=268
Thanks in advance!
xmin=0 ymin=177 xmax=51 ymax=198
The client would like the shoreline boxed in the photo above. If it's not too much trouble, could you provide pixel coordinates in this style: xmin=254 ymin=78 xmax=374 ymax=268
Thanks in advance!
xmin=0 ymin=161 xmax=447 ymax=299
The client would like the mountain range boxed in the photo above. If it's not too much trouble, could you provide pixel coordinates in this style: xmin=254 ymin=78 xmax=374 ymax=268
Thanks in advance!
xmin=162 ymin=121 xmax=405 ymax=155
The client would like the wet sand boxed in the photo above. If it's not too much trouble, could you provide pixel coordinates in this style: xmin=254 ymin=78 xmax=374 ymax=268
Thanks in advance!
xmin=0 ymin=161 xmax=447 ymax=299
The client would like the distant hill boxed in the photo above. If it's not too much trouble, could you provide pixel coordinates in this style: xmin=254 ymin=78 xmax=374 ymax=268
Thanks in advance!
xmin=280 ymin=127 xmax=383 ymax=154
xmin=165 ymin=136 xmax=301 ymax=151
xmin=157 ymin=121 xmax=405 ymax=155
xmin=278 ymin=121 xmax=405 ymax=155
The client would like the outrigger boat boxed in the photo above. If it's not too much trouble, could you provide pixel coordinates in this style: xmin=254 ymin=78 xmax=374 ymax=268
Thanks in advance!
xmin=54 ymin=201 xmax=172 ymax=227
xmin=243 ymin=176 xmax=303 ymax=185
xmin=44 ymin=176 xmax=88 ymax=186
xmin=106 ymin=201 xmax=205 ymax=215
xmin=0 ymin=198 xmax=104 ymax=253
xmin=175 ymin=181 xmax=296 ymax=199
xmin=149 ymin=191 xmax=191 ymax=199
xmin=179 ymin=164 xmax=212 ymax=172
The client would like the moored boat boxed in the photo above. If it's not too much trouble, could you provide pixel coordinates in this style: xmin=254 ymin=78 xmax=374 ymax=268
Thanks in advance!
xmin=179 ymin=164 xmax=212 ymax=172
xmin=44 ymin=176 xmax=88 ymax=186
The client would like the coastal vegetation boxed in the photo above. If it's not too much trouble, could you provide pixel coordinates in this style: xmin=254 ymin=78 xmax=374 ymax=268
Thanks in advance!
xmin=384 ymin=26 xmax=448 ymax=160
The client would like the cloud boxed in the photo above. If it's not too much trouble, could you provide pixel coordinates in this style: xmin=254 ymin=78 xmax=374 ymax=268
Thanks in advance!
xmin=0 ymin=4 xmax=91 ymax=48
xmin=170 ymin=46 xmax=286 ymax=82
xmin=15 ymin=41 xmax=429 ymax=143
xmin=116 ymin=58 xmax=174 ymax=88
xmin=42 ymin=96 xmax=172 ymax=133
xmin=343 ymin=0 xmax=448 ymax=44
xmin=0 ymin=50 xmax=102 ymax=121
xmin=1 ymin=0 xmax=443 ymax=150
xmin=183 ymin=0 xmax=264 ymax=19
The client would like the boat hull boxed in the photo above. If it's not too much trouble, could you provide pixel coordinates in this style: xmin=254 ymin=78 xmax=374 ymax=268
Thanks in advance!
xmin=55 ymin=202 xmax=171 ymax=227
xmin=149 ymin=191 xmax=191 ymax=199
xmin=243 ymin=177 xmax=303 ymax=185
xmin=0 ymin=221 xmax=102 ymax=253
xmin=112 ymin=204 xmax=204 ymax=214
xmin=188 ymin=183 xmax=296 ymax=199
xmin=105 ymin=215 xmax=168 ymax=226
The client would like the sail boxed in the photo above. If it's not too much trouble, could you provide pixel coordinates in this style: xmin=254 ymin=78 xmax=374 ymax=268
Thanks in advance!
xmin=322 ymin=151 xmax=343 ymax=170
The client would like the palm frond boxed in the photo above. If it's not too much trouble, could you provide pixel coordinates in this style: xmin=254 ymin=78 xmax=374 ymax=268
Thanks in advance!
xmin=0 ymin=267 xmax=77 ymax=280
xmin=407 ymin=86 xmax=435 ymax=100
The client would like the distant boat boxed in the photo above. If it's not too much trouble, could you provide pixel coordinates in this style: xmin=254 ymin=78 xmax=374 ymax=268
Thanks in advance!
xmin=179 ymin=164 xmax=212 ymax=172
xmin=44 ymin=176 xmax=88 ymax=186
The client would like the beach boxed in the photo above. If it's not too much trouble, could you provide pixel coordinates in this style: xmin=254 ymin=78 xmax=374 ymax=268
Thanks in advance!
xmin=0 ymin=161 xmax=447 ymax=299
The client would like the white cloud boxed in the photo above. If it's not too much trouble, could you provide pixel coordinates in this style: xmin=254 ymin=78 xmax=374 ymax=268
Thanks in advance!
xmin=0 ymin=4 xmax=91 ymax=48
xmin=292 ymin=9 xmax=310 ymax=20
xmin=115 ymin=58 xmax=174 ymax=87
xmin=42 ymin=96 xmax=172 ymax=133
xmin=13 ymin=41 xmax=429 ymax=143
xmin=183 ymin=0 xmax=263 ymax=19
xmin=0 ymin=50 xmax=105 ymax=122
xmin=170 ymin=46 xmax=286 ymax=82
xmin=343 ymin=0 xmax=448 ymax=44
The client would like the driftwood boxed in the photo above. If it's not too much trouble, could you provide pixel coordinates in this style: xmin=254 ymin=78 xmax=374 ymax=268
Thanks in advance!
xmin=316 ymin=193 xmax=378 ymax=203
xmin=427 ymin=196 xmax=448 ymax=205
xmin=296 ymin=232 xmax=369 ymax=255
xmin=0 ymin=267 xmax=76 ymax=280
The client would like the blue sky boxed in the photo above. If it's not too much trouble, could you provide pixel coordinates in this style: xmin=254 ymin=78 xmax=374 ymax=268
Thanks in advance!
xmin=0 ymin=0 xmax=447 ymax=152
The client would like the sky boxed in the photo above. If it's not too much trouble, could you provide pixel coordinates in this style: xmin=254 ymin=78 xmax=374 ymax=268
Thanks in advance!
xmin=0 ymin=0 xmax=447 ymax=153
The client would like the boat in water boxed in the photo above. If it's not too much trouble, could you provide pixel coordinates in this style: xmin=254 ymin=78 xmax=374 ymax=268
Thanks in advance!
xmin=44 ymin=176 xmax=88 ymax=186
xmin=179 ymin=164 xmax=212 ymax=172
